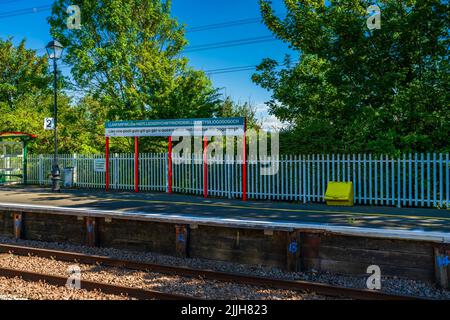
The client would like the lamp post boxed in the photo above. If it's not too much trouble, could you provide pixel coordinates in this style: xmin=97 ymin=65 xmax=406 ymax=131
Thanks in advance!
xmin=45 ymin=40 xmax=64 ymax=192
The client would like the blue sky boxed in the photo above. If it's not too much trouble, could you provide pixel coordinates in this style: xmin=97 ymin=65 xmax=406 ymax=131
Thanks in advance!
xmin=0 ymin=0 xmax=296 ymax=126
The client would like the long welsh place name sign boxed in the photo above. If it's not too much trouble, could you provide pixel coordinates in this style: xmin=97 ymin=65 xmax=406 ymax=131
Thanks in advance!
xmin=105 ymin=118 xmax=245 ymax=137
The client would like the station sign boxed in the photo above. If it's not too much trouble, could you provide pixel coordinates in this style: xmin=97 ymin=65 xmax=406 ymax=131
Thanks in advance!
xmin=94 ymin=159 xmax=106 ymax=172
xmin=105 ymin=118 xmax=245 ymax=137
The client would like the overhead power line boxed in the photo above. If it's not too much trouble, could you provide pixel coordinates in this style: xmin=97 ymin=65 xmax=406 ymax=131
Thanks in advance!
xmin=57 ymin=35 xmax=279 ymax=69
xmin=0 ymin=0 xmax=33 ymax=6
xmin=206 ymin=65 xmax=258 ymax=72
xmin=59 ymin=63 xmax=259 ymax=73
xmin=0 ymin=4 xmax=51 ymax=19
xmin=184 ymin=36 xmax=276 ymax=52
xmin=0 ymin=4 xmax=268 ymax=56
xmin=0 ymin=5 xmax=273 ymax=72
xmin=60 ymin=59 xmax=298 ymax=75
xmin=204 ymin=65 xmax=258 ymax=75
xmin=186 ymin=18 xmax=260 ymax=33
xmin=205 ymin=59 xmax=300 ymax=76
xmin=0 ymin=3 xmax=262 ymax=34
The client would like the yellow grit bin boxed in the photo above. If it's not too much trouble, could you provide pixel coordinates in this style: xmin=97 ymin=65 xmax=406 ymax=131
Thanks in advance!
xmin=325 ymin=182 xmax=354 ymax=206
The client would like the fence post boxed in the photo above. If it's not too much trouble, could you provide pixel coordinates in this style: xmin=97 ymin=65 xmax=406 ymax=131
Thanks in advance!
xmin=439 ymin=153 xmax=443 ymax=208
xmin=400 ymin=153 xmax=404 ymax=206
xmin=203 ymin=136 xmax=208 ymax=198
xmin=242 ymin=119 xmax=247 ymax=201
xmin=22 ymin=141 xmax=28 ymax=185
xmin=105 ymin=137 xmax=109 ymax=192
xmin=447 ymin=153 xmax=449 ymax=209
xmin=414 ymin=153 xmax=418 ymax=207
xmin=433 ymin=153 xmax=437 ymax=207
xmin=38 ymin=155 xmax=43 ymax=185
xmin=134 ymin=137 xmax=139 ymax=193
xmin=168 ymin=136 xmax=173 ymax=194
xmin=403 ymin=153 xmax=407 ymax=207
xmin=73 ymin=153 xmax=78 ymax=187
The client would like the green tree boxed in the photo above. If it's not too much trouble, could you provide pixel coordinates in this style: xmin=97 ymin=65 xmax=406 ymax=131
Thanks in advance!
xmin=0 ymin=38 xmax=55 ymax=154
xmin=0 ymin=38 xmax=51 ymax=109
xmin=48 ymin=0 xmax=221 ymax=122
xmin=0 ymin=90 xmax=85 ymax=154
xmin=218 ymin=97 xmax=260 ymax=129
xmin=57 ymin=95 xmax=108 ymax=153
xmin=0 ymin=38 xmax=103 ymax=154
xmin=253 ymin=0 xmax=449 ymax=154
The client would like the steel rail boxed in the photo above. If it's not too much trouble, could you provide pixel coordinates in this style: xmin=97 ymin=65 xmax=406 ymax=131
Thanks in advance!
xmin=0 ymin=243 xmax=425 ymax=300
xmin=0 ymin=266 xmax=198 ymax=300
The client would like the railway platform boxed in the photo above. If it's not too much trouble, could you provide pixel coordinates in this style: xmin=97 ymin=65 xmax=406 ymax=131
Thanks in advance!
xmin=0 ymin=186 xmax=449 ymax=289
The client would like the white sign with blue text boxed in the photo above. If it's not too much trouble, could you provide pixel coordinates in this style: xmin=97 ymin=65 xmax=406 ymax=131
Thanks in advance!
xmin=105 ymin=118 xmax=245 ymax=137
xmin=94 ymin=159 xmax=106 ymax=173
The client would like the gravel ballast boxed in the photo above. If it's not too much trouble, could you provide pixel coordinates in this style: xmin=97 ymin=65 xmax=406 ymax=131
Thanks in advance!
xmin=0 ymin=238 xmax=328 ymax=300
xmin=0 ymin=276 xmax=130 ymax=300
xmin=0 ymin=236 xmax=448 ymax=300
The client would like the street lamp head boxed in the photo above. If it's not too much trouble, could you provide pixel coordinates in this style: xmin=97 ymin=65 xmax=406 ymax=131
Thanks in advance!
xmin=45 ymin=40 xmax=64 ymax=60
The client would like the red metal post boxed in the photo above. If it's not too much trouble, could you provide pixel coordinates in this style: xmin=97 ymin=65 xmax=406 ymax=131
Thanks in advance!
xmin=105 ymin=137 xmax=110 ymax=192
xmin=203 ymin=136 xmax=208 ymax=198
xmin=168 ymin=136 xmax=173 ymax=193
xmin=134 ymin=136 xmax=139 ymax=193
xmin=242 ymin=118 xmax=247 ymax=201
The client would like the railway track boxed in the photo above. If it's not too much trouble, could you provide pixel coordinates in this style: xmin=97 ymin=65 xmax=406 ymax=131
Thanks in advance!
xmin=0 ymin=243 xmax=425 ymax=300
xmin=0 ymin=266 xmax=197 ymax=300
xmin=0 ymin=265 xmax=198 ymax=300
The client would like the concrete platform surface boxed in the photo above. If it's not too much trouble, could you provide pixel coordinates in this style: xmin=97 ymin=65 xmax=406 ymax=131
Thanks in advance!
xmin=0 ymin=187 xmax=449 ymax=241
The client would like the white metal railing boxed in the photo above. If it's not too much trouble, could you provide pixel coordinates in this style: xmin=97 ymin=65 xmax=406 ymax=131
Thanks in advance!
xmin=25 ymin=153 xmax=450 ymax=208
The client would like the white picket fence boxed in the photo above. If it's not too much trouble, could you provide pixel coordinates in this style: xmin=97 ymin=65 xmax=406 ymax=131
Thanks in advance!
xmin=25 ymin=153 xmax=450 ymax=208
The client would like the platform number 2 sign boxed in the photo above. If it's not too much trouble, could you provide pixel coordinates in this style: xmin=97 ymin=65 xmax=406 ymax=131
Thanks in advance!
xmin=44 ymin=118 xmax=55 ymax=130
